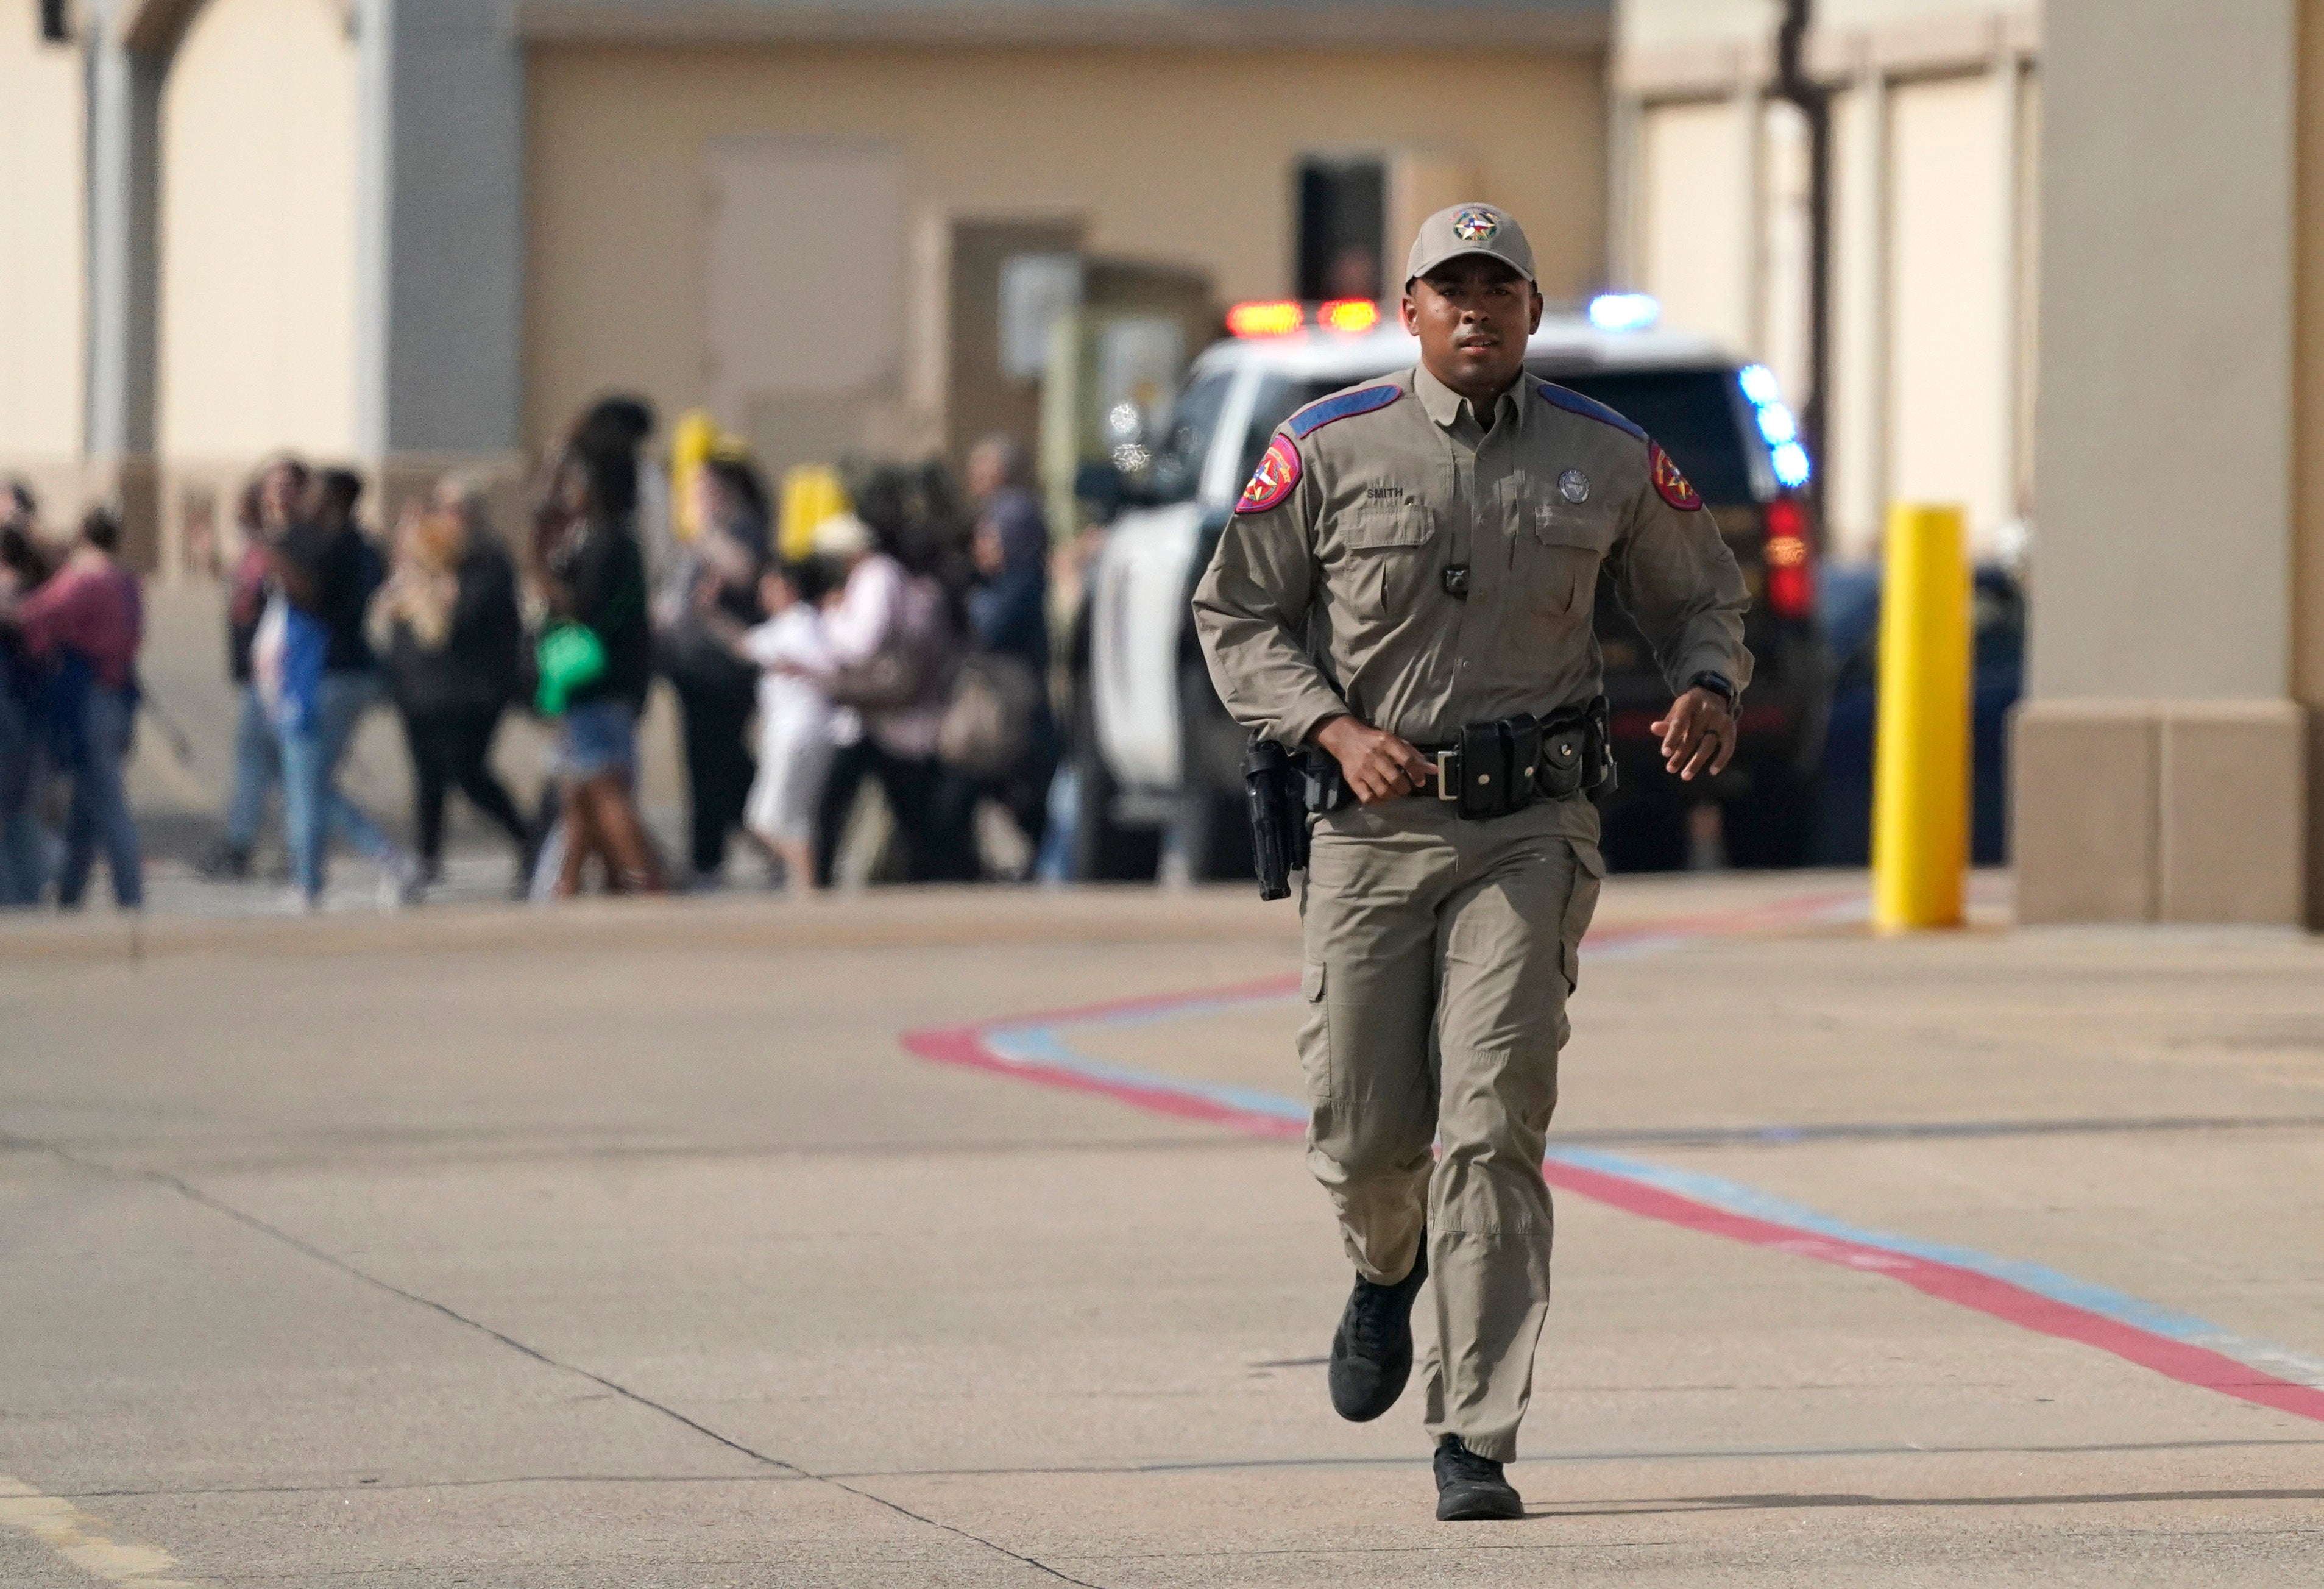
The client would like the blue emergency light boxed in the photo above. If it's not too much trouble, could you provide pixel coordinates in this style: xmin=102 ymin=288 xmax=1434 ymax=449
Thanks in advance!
xmin=1738 ymin=364 xmax=1813 ymax=488
xmin=1587 ymin=293 xmax=1660 ymax=333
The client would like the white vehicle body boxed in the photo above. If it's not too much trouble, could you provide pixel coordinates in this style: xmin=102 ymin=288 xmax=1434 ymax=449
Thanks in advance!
xmin=1088 ymin=313 xmax=1740 ymax=806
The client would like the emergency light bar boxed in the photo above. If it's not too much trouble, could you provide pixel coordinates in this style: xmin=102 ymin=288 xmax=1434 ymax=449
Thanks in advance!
xmin=1738 ymin=364 xmax=1813 ymax=489
xmin=1226 ymin=299 xmax=1386 ymax=338
xmin=1587 ymin=293 xmax=1660 ymax=333
xmin=1226 ymin=300 xmax=1305 ymax=338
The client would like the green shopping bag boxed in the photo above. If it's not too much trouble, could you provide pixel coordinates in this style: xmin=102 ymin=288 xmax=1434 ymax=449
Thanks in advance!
xmin=534 ymin=622 xmax=608 ymax=717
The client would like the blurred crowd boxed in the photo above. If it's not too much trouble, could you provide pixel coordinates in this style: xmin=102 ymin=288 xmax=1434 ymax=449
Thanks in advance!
xmin=1 ymin=488 xmax=144 ymax=909
xmin=0 ymin=396 xmax=1064 ymax=914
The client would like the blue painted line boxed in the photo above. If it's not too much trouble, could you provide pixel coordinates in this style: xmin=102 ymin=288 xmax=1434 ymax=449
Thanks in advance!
xmin=1542 ymin=1147 xmax=2324 ymax=1388
xmin=983 ymin=1025 xmax=1308 ymax=1125
xmin=991 ymin=995 xmax=2324 ymax=1393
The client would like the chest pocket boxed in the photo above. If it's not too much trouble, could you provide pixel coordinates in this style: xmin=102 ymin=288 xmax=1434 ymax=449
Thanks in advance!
xmin=1333 ymin=501 xmax=1437 ymax=620
xmin=1523 ymin=499 xmax=1615 ymax=619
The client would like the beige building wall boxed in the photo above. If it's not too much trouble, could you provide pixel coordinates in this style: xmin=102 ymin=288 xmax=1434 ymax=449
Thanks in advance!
xmin=2014 ymin=0 xmax=2320 ymax=928
xmin=157 ymin=0 xmax=362 ymax=525
xmin=1826 ymin=80 xmax=1885 ymax=549
xmin=0 ymin=26 xmax=90 ymax=509
xmin=1637 ymin=98 xmax=1757 ymax=357
xmin=1619 ymin=0 xmax=1776 ymax=52
xmin=523 ymin=42 xmax=1606 ymax=457
xmin=1614 ymin=2 xmax=2039 ymax=564
xmin=1886 ymin=71 xmax=2014 ymax=543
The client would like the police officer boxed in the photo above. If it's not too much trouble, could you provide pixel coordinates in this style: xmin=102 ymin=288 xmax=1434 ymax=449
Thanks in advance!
xmin=1192 ymin=204 xmax=1751 ymax=1521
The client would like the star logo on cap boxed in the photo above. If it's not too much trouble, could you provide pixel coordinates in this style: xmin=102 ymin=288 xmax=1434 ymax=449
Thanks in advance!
xmin=1452 ymin=207 xmax=1500 ymax=244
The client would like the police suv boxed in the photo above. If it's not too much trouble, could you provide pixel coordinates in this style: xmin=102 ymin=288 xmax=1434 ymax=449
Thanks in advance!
xmin=1071 ymin=296 xmax=1832 ymax=880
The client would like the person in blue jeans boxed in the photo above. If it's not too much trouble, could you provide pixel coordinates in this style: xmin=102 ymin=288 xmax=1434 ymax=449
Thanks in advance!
xmin=0 ymin=499 xmax=55 ymax=904
xmin=267 ymin=470 xmax=417 ymax=911
xmin=0 ymin=638 xmax=48 ymax=905
xmin=1 ymin=508 xmax=145 ymax=911
xmin=201 ymin=467 xmax=294 ymax=881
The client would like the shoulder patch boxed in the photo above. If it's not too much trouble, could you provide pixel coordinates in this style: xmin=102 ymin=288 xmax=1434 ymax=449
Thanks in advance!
xmin=1286 ymin=383 xmax=1401 ymax=439
xmin=1536 ymin=382 xmax=1649 ymax=443
xmin=1236 ymin=433 xmax=1303 ymax=515
xmin=1649 ymin=441 xmax=1703 ymax=511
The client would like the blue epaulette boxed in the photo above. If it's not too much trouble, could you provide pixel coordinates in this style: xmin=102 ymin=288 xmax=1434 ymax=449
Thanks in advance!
xmin=1537 ymin=381 xmax=1648 ymax=442
xmin=1286 ymin=383 xmax=1401 ymax=438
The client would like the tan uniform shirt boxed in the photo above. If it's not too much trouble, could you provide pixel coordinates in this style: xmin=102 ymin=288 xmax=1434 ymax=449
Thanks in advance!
xmin=1192 ymin=363 xmax=1753 ymax=750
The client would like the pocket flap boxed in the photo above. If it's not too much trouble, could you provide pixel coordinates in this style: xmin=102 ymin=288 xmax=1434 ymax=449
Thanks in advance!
xmin=1301 ymin=961 xmax=1328 ymax=1001
xmin=1533 ymin=503 xmax=1614 ymax=552
xmin=1342 ymin=503 xmax=1434 ymax=551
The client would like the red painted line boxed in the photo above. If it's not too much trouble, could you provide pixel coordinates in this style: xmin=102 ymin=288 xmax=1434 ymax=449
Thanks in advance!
xmin=922 ymin=889 xmax=1862 ymax=1040
xmin=898 ymin=890 xmax=1859 ymax=1141
xmin=927 ymin=974 xmax=1302 ymax=1037
xmin=899 ymin=1024 xmax=1304 ymax=1137
xmin=1537 ymin=1159 xmax=2324 ymax=1425
xmin=901 ymin=887 xmax=2324 ymax=1427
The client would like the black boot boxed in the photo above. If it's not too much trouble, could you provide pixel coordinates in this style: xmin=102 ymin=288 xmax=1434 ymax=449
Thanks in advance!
xmin=1327 ymin=1235 xmax=1428 ymax=1421
xmin=1434 ymin=1435 xmax=1523 ymax=1521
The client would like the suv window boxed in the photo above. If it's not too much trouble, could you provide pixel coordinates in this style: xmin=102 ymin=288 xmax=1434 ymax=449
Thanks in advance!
xmin=1534 ymin=366 xmax=1757 ymax=506
xmin=1139 ymin=370 xmax=1234 ymax=504
xmin=1233 ymin=375 xmax=1345 ymax=494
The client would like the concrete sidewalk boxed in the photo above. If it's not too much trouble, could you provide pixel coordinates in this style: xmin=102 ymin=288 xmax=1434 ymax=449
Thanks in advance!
xmin=2 ymin=876 xmax=2319 ymax=1585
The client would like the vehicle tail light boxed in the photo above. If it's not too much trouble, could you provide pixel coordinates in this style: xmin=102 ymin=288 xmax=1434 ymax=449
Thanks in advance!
xmin=1317 ymin=299 xmax=1380 ymax=334
xmin=1763 ymin=494 xmax=1815 ymax=620
xmin=1227 ymin=300 xmax=1304 ymax=338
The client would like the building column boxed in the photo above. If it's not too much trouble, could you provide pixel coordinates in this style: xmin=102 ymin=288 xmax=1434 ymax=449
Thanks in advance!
xmin=1607 ymin=88 xmax=1642 ymax=290
xmin=1823 ymin=58 xmax=1888 ymax=563
xmin=355 ymin=0 xmax=528 ymax=521
xmin=2014 ymin=0 xmax=2311 ymax=926
xmin=1735 ymin=82 xmax=1768 ymax=360
xmin=2297 ymin=0 xmax=2324 ymax=927
xmin=82 ymin=8 xmax=166 ymax=567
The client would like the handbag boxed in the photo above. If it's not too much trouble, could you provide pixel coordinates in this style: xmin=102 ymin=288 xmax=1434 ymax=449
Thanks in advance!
xmin=825 ymin=573 xmax=952 ymax=712
xmin=534 ymin=621 xmax=608 ymax=716
xmin=938 ymin=652 xmax=1041 ymax=778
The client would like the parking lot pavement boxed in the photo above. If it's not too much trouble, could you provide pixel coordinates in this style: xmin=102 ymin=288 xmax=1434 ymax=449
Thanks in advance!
xmin=2 ymin=876 xmax=2319 ymax=1586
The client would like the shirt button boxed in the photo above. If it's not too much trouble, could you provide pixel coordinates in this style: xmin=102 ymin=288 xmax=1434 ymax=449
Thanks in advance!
xmin=1460 ymin=659 xmax=1471 ymax=669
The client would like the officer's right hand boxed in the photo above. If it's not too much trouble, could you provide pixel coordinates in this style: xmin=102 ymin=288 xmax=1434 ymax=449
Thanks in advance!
xmin=1314 ymin=716 xmax=1434 ymax=805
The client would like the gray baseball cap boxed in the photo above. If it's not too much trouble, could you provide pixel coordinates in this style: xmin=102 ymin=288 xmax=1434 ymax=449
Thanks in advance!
xmin=1405 ymin=202 xmax=1537 ymax=286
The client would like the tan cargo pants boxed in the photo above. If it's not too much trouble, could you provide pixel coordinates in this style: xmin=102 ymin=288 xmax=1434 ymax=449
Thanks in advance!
xmin=1298 ymin=794 xmax=1604 ymax=1464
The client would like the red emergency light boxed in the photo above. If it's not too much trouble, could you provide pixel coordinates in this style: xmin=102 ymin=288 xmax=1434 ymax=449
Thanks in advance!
xmin=1317 ymin=299 xmax=1381 ymax=334
xmin=1226 ymin=300 xmax=1305 ymax=338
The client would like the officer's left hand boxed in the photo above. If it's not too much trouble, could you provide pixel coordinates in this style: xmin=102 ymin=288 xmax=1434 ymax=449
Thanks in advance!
xmin=1651 ymin=688 xmax=1737 ymax=782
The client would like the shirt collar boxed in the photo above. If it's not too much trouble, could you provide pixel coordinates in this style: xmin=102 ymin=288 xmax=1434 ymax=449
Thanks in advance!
xmin=1413 ymin=362 xmax=1530 ymax=436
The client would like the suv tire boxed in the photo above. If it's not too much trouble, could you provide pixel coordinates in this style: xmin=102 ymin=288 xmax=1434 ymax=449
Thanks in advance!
xmin=1069 ymin=704 xmax=1163 ymax=883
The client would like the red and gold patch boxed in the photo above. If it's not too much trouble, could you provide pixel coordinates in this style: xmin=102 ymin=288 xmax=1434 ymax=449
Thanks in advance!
xmin=1236 ymin=433 xmax=1302 ymax=515
xmin=1649 ymin=441 xmax=1702 ymax=511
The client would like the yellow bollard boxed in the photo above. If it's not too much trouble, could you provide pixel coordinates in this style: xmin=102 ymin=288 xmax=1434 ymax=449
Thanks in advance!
xmin=777 ymin=464 xmax=852 ymax=562
xmin=668 ymin=410 xmax=719 ymax=544
xmin=1871 ymin=503 xmax=1971 ymax=931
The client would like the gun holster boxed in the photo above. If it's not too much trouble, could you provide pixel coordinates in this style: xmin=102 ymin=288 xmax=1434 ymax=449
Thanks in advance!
xmin=1243 ymin=734 xmax=1311 ymax=901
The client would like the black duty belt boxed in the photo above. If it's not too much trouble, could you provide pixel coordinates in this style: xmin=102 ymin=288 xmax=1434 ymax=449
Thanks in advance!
xmin=1303 ymin=697 xmax=1615 ymax=821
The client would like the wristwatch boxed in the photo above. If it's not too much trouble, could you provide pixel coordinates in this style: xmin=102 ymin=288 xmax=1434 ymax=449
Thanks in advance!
xmin=1687 ymin=670 xmax=1740 ymax=711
